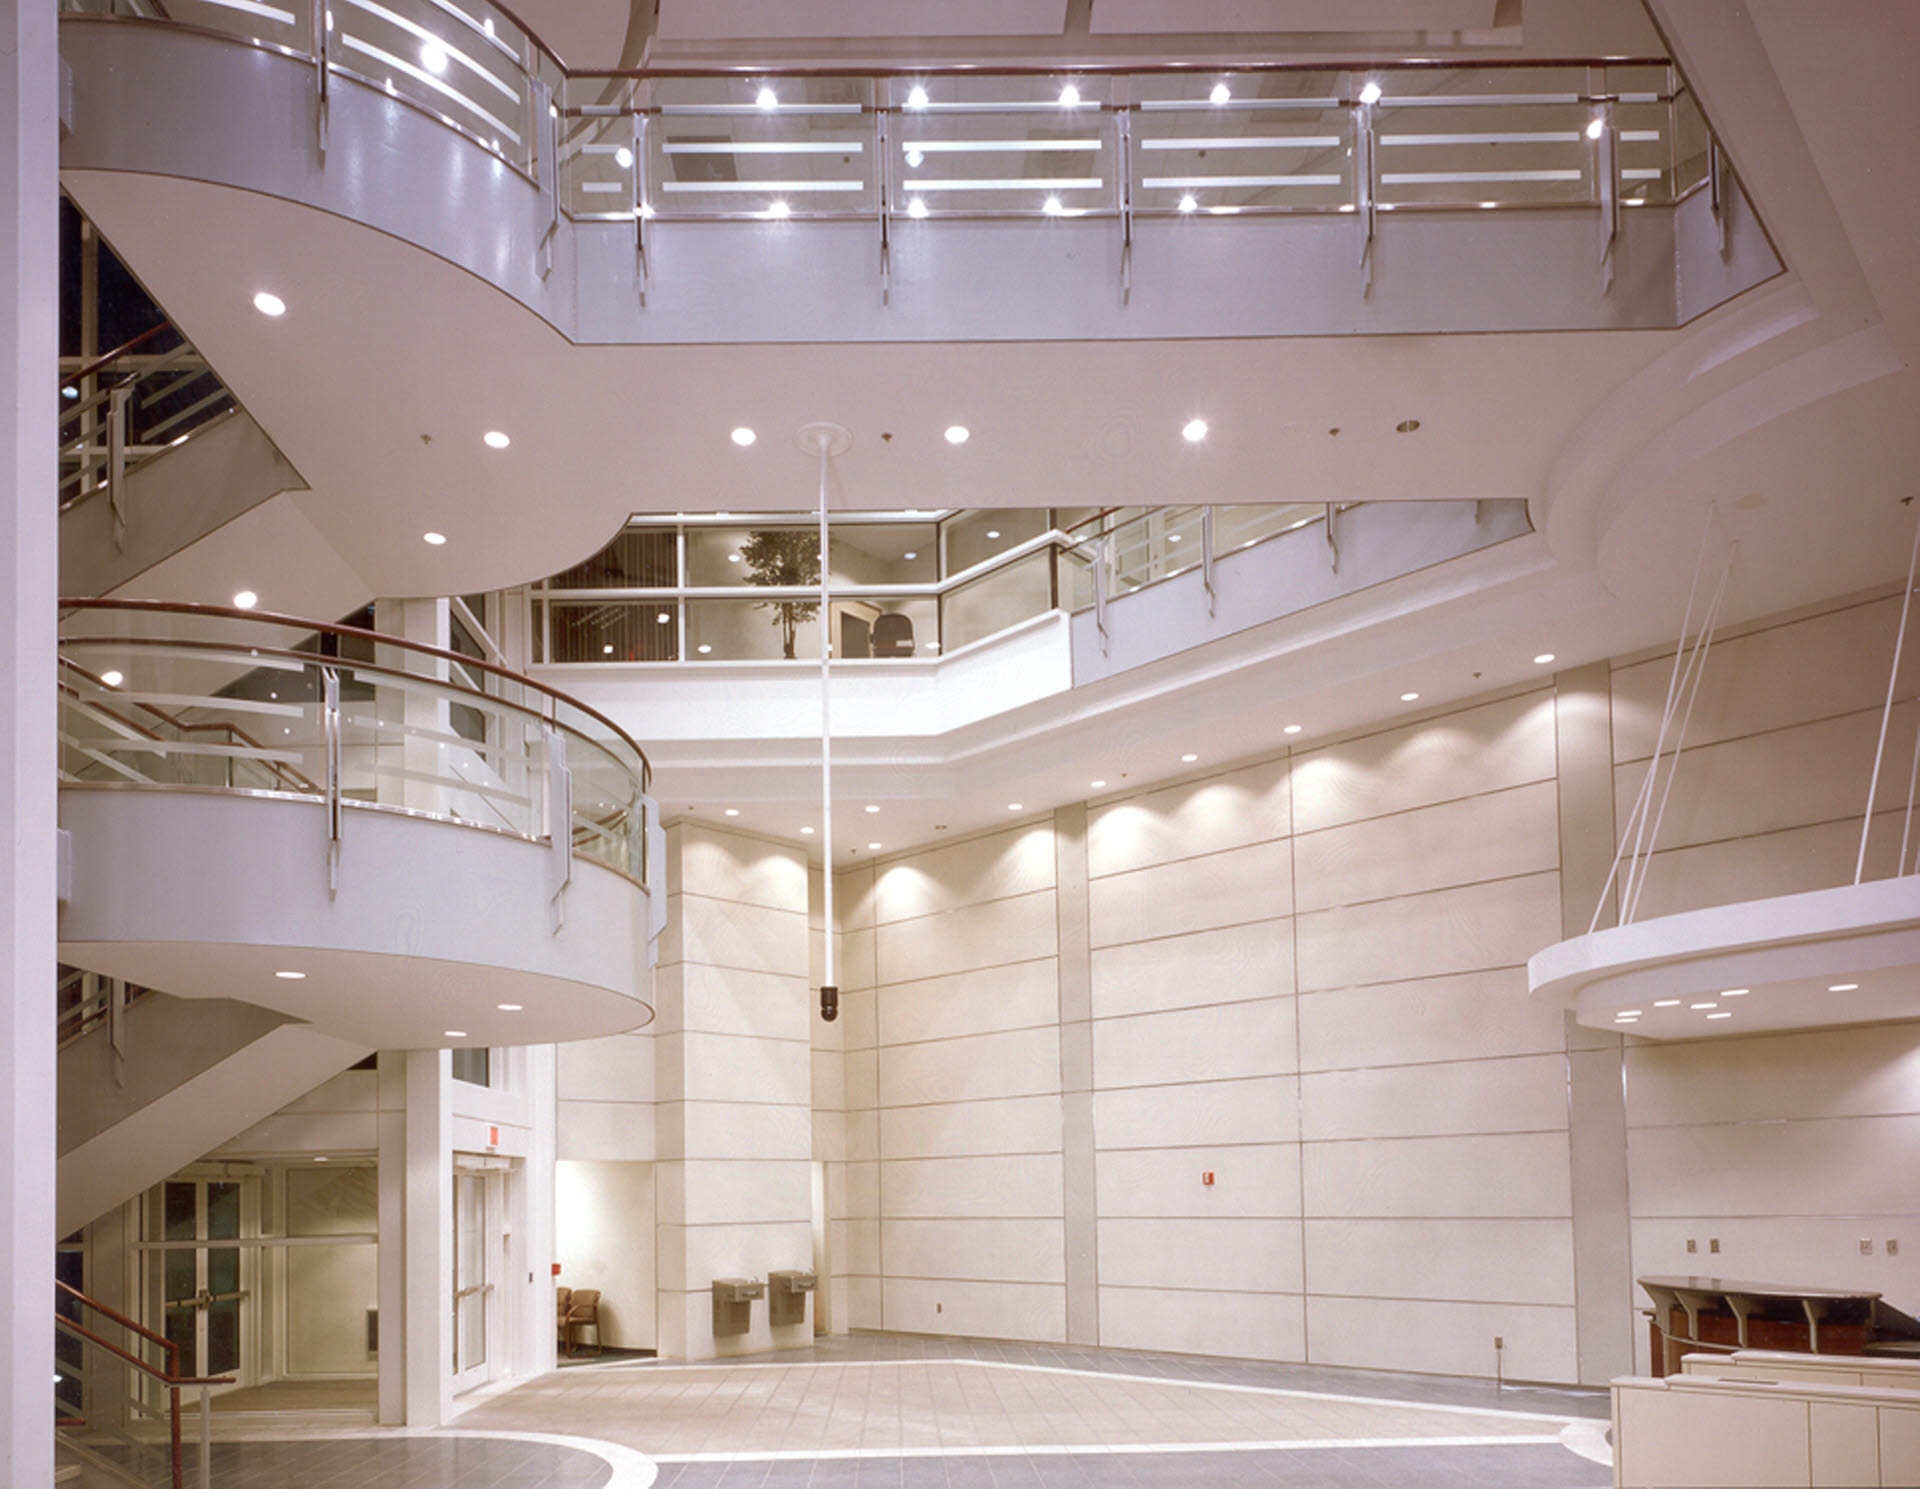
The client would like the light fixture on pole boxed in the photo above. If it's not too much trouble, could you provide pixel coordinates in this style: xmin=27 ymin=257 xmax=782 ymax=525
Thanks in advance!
xmin=797 ymin=422 xmax=852 ymax=1020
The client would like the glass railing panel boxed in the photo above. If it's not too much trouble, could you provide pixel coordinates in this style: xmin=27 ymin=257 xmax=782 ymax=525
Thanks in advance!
xmin=941 ymin=550 xmax=1053 ymax=652
xmin=1373 ymin=65 xmax=1595 ymax=208
xmin=1215 ymin=502 xmax=1326 ymax=552
xmin=890 ymin=73 xmax=1117 ymax=218
xmin=942 ymin=508 xmax=1051 ymax=573
xmin=1130 ymin=70 xmax=1352 ymax=214
xmin=645 ymin=75 xmax=876 ymax=219
xmin=330 ymin=0 xmax=536 ymax=173
xmin=1105 ymin=505 xmax=1204 ymax=594
xmin=137 ymin=0 xmax=311 ymax=52
xmin=1670 ymin=85 xmax=1711 ymax=200
xmin=1608 ymin=64 xmax=1682 ymax=205
xmin=559 ymin=77 xmax=640 ymax=219
xmin=59 ymin=326 xmax=237 ymax=509
xmin=55 ymin=1319 xmax=184 ymax=1489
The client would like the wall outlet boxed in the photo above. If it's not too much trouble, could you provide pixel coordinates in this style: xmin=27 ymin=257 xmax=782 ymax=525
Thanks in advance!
xmin=936 ymin=1302 xmax=942 ymax=1313
xmin=1686 ymin=1238 xmax=1697 ymax=1253
xmin=1861 ymin=1238 xmax=1875 ymax=1256
xmin=1708 ymin=1238 xmax=1720 ymax=1254
xmin=1890 ymin=1239 xmax=1900 ymax=1257
xmin=1493 ymin=1336 xmax=1504 ymax=1350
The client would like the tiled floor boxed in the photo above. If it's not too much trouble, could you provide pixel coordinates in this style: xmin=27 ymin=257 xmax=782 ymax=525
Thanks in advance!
xmin=184 ymin=1334 xmax=1613 ymax=1489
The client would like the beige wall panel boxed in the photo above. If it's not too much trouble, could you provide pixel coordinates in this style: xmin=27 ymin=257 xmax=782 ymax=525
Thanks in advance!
xmin=678 ymin=824 xmax=809 ymax=912
xmin=1100 ymin=1286 xmax=1305 ymax=1363
xmin=845 ymin=1275 xmax=883 ymax=1329
xmin=1090 ymin=918 xmax=1295 ymax=1019
xmin=1291 ymin=691 xmax=1557 ymax=834
xmin=1626 ymin=1024 xmax=1920 ymax=1129
xmin=272 ymin=1068 xmax=377 ymax=1113
xmin=676 ymin=892 xmax=810 ymax=977
xmin=1092 ymin=997 xmax=1297 ymax=1089
xmin=675 ymin=962 xmax=811 ymax=1041
xmin=834 ymin=864 xmax=877 ymax=933
xmin=1297 ymin=968 xmax=1564 ymax=1071
xmin=810 ymin=1047 xmax=845 ymax=1115
xmin=1627 ymin=1218 xmax=1920 ymax=1319
xmin=1087 ymin=757 xmax=1291 ymax=878
xmin=1300 ymin=1054 xmax=1569 ymax=1142
xmin=1088 ymin=838 xmax=1293 ymax=948
xmin=1293 ymin=780 xmax=1560 ymax=914
xmin=843 ymin=1217 xmax=881 ymax=1277
xmin=682 ymin=1099 xmax=813 ymax=1161
xmin=870 ymin=824 xmax=1057 ymax=923
xmin=874 ymin=888 xmax=1058 ymax=983
xmin=1611 ymin=595 xmax=1907 ymax=761
xmin=1093 ymin=1075 xmax=1300 ymax=1150
xmin=556 ymin=1100 xmax=656 ymax=1162
xmin=813 ymin=1110 xmax=844 ymax=1164
xmin=1303 ymin=1133 xmax=1572 ymax=1218
xmin=1628 ymin=1114 xmax=1920 ymax=1216
xmin=1628 ymin=811 xmax=1906 ymax=920
xmin=1610 ymin=707 xmax=1913 ymax=851
xmin=881 ymin=1153 xmax=1064 ymax=1219
xmin=846 ymin=1048 xmax=878 ymax=1111
xmin=1305 ymin=1295 xmax=1575 ymax=1381
xmin=878 ymin=958 xmax=1059 ymax=1045
xmin=682 ymin=1160 xmax=813 ymax=1226
xmin=881 ymin=1217 xmax=1067 ymax=1283
xmin=556 ymin=1032 xmax=655 ymax=1102
xmin=880 ymin=1094 xmax=1063 ymax=1159
xmin=844 ymin=1109 xmax=879 ymax=1163
xmin=1097 ymin=1216 xmax=1303 ymax=1292
xmin=839 ymin=926 xmax=878 ymax=995
xmin=1295 ymin=872 xmax=1561 ymax=992
xmin=1303 ymin=1218 xmax=1575 ymax=1305
xmin=1095 ymin=1144 xmax=1301 ymax=1219
xmin=680 ymin=1030 xmax=810 ymax=1107
xmin=676 ymin=1219 xmax=816 ymax=1291
xmin=844 ymin=1160 xmax=878 ymax=1218
xmin=882 ymin=1277 xmax=1065 ymax=1343
xmin=880 ymin=1026 xmax=1063 ymax=1108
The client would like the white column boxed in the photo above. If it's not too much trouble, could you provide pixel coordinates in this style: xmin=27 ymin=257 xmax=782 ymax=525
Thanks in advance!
xmin=403 ymin=1049 xmax=452 ymax=1424
xmin=2 ymin=1 xmax=59 ymax=1484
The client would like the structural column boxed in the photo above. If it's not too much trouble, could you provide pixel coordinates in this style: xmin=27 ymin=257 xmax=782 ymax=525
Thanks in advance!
xmin=2 ymin=1 xmax=59 ymax=1482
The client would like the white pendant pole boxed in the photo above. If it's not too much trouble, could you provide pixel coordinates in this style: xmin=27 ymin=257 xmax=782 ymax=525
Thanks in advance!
xmin=798 ymin=424 xmax=850 ymax=1017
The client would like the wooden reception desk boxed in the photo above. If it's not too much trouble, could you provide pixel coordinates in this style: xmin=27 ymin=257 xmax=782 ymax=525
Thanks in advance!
xmin=1640 ymin=1276 xmax=1885 ymax=1377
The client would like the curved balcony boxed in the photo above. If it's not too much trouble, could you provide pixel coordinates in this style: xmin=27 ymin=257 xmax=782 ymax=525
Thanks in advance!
xmin=56 ymin=600 xmax=658 ymax=1048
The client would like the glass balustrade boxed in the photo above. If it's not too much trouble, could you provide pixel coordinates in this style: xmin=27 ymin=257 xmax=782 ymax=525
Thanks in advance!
xmin=57 ymin=602 xmax=651 ymax=886
xmin=63 ymin=4 xmax=1712 ymax=223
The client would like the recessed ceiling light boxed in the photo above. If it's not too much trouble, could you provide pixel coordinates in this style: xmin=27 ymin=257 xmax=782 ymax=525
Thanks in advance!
xmin=1182 ymin=418 xmax=1209 ymax=442
xmin=757 ymin=86 xmax=778 ymax=109
xmin=1209 ymin=82 xmax=1231 ymax=105
xmin=1615 ymin=1010 xmax=1640 ymax=1020
xmin=61 ymin=385 xmax=78 ymax=399
xmin=497 ymin=1003 xmax=523 ymax=1011
xmin=724 ymin=808 xmax=740 ymax=817
xmin=1178 ymin=194 xmax=1198 ymax=213
xmin=233 ymin=590 xmax=259 ymax=609
xmin=1829 ymin=982 xmax=1860 ymax=992
xmin=945 ymin=425 xmax=969 ymax=445
xmin=986 ymin=529 xmax=1001 ymax=540
xmin=483 ymin=430 xmax=510 ymax=449
xmin=445 ymin=1030 xmax=468 ymax=1038
xmin=903 ymin=550 xmax=917 ymax=560
xmin=727 ymin=552 xmax=742 ymax=563
xmin=1533 ymin=652 xmax=1556 ymax=665
xmin=731 ymin=427 xmax=756 ymax=447
xmin=1654 ymin=999 xmax=1681 ymax=1007
xmin=1358 ymin=81 xmax=1382 ymax=105
xmin=1690 ymin=1002 xmax=1717 ymax=1010
xmin=275 ymin=970 xmax=306 ymax=980
xmin=1283 ymin=724 xmax=1302 ymax=735
xmin=252 ymin=291 xmax=286 ymax=317
xmin=867 ymin=841 xmax=881 ymax=851
xmin=603 ymin=644 xmax=614 ymax=655
xmin=1008 ymin=802 xmax=1023 ymax=811
xmin=1181 ymin=752 xmax=1198 ymax=763
xmin=424 ymin=531 xmax=447 ymax=546
xmin=1720 ymin=987 xmax=1751 ymax=997
xmin=1168 ymin=533 xmax=1183 ymax=543
xmin=696 ymin=644 xmax=712 ymax=654
xmin=1707 ymin=1011 xmax=1732 ymax=1020
xmin=1058 ymin=83 xmax=1081 ymax=107
xmin=655 ymin=613 xmax=671 ymax=624
xmin=1400 ymin=691 xmax=1419 ymax=702
xmin=100 ymin=670 xmax=123 ymax=688
xmin=906 ymin=84 xmax=929 ymax=109
xmin=800 ymin=826 xmax=815 ymax=835
xmin=865 ymin=804 xmax=880 ymax=813
xmin=907 ymin=198 xmax=929 ymax=219
xmin=1090 ymin=779 xmax=1107 ymax=789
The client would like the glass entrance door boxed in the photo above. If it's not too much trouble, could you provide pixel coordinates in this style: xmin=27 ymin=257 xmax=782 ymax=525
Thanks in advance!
xmin=147 ymin=1177 xmax=252 ymax=1385
xmin=452 ymin=1171 xmax=494 ymax=1392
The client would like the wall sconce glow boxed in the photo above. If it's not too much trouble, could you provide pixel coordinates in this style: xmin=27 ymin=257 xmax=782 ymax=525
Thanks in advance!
xmin=615 ymin=146 xmax=634 ymax=169
xmin=944 ymin=425 xmax=969 ymax=445
xmin=1178 ymin=194 xmax=1198 ymax=213
xmin=1829 ymin=982 xmax=1860 ymax=992
xmin=421 ymin=42 xmax=448 ymax=74
xmin=756 ymin=86 xmax=778 ymax=109
xmin=233 ymin=590 xmax=259 ymax=610
xmin=1533 ymin=652 xmax=1556 ymax=665
xmin=731 ymin=427 xmax=756 ymax=447
xmin=1359 ymin=81 xmax=1382 ymax=105
xmin=1283 ymin=724 xmax=1302 ymax=735
xmin=1586 ymin=115 xmax=1606 ymax=140
xmin=908 ymin=198 xmax=929 ymax=219
xmin=906 ymin=85 xmax=929 ymax=109
xmin=1209 ymin=82 xmax=1231 ymax=105
xmin=1058 ymin=83 xmax=1081 ymax=107
xmin=1182 ymin=418 xmax=1209 ymax=442
xmin=483 ymin=430 xmax=511 ymax=449
xmin=274 ymin=970 xmax=306 ymax=980
xmin=100 ymin=670 xmax=123 ymax=688
xmin=423 ymin=531 xmax=447 ymax=546
xmin=252 ymin=291 xmax=286 ymax=317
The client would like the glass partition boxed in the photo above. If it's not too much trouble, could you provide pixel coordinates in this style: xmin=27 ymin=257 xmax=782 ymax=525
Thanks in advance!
xmin=1130 ymin=70 xmax=1352 ymax=215
xmin=941 ymin=549 xmax=1052 ymax=653
xmin=645 ymin=75 xmax=877 ymax=219
xmin=889 ymin=73 xmax=1118 ymax=218
xmin=1372 ymin=65 xmax=1596 ymax=209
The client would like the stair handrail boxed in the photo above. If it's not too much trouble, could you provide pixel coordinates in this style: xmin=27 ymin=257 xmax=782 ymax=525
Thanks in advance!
xmin=56 ymin=1279 xmax=234 ymax=1489
xmin=62 ymin=320 xmax=176 ymax=390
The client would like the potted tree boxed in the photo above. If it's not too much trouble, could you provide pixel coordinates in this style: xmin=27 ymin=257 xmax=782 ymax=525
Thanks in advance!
xmin=740 ymin=529 xmax=820 ymax=660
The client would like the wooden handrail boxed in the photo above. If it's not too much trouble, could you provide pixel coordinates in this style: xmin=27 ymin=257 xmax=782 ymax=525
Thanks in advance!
xmin=566 ymin=55 xmax=1676 ymax=84
xmin=64 ymin=321 xmax=176 ymax=386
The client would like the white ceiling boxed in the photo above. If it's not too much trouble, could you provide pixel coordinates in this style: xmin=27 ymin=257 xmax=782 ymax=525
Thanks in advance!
xmin=57 ymin=0 xmax=1920 ymax=862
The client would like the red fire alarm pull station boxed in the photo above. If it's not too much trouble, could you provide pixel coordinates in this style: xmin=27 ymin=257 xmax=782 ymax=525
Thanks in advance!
xmin=488 ymin=1125 xmax=500 ymax=1147
xmin=552 ymin=1263 xmax=563 ymax=1277
xmin=1202 ymin=1171 xmax=1215 ymax=1186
